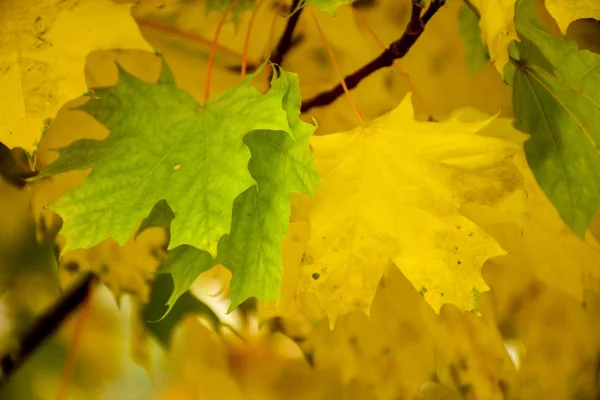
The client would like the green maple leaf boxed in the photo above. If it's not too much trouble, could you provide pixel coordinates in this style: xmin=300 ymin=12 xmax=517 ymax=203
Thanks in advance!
xmin=134 ymin=72 xmax=318 ymax=315
xmin=217 ymin=72 xmax=319 ymax=311
xmin=39 ymin=58 xmax=296 ymax=255
xmin=156 ymin=245 xmax=215 ymax=313
xmin=505 ymin=0 xmax=600 ymax=237
xmin=142 ymin=274 xmax=220 ymax=346
xmin=135 ymin=200 xmax=214 ymax=315
xmin=135 ymin=199 xmax=175 ymax=239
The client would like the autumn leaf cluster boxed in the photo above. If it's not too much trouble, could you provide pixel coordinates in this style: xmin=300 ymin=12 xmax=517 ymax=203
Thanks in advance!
xmin=1 ymin=0 xmax=600 ymax=399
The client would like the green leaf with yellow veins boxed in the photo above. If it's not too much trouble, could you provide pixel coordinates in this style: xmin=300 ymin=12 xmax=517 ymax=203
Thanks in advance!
xmin=156 ymin=245 xmax=215 ymax=313
xmin=299 ymin=95 xmax=523 ymax=322
xmin=136 ymin=200 xmax=215 ymax=315
xmin=505 ymin=0 xmax=600 ymax=237
xmin=218 ymin=73 xmax=320 ymax=311
xmin=545 ymin=0 xmax=600 ymax=34
xmin=38 ymin=58 xmax=294 ymax=255
xmin=132 ymin=71 xmax=318 ymax=315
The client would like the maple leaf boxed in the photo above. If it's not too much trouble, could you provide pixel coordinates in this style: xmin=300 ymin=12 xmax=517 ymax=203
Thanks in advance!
xmin=217 ymin=72 xmax=320 ymax=311
xmin=38 ymin=59 xmax=296 ymax=255
xmin=457 ymin=117 xmax=600 ymax=302
xmin=310 ymin=267 xmax=516 ymax=399
xmin=545 ymin=0 xmax=600 ymax=34
xmin=468 ymin=0 xmax=518 ymax=77
xmin=135 ymin=199 xmax=175 ymax=239
xmin=483 ymin=258 xmax=600 ymax=399
xmin=311 ymin=267 xmax=440 ymax=398
xmin=505 ymin=0 xmax=600 ymax=237
xmin=298 ymin=95 xmax=523 ymax=322
xmin=0 ymin=0 xmax=152 ymax=151
xmin=133 ymin=71 xmax=318 ymax=314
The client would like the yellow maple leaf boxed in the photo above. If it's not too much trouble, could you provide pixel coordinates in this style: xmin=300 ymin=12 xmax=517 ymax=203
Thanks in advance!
xmin=298 ymin=94 xmax=523 ymax=322
xmin=311 ymin=267 xmax=440 ymax=399
xmin=435 ymin=304 xmax=518 ymax=399
xmin=545 ymin=0 xmax=600 ymax=34
xmin=464 ymin=151 xmax=600 ymax=304
xmin=0 ymin=0 xmax=152 ymax=151
xmin=469 ymin=0 xmax=518 ymax=77
xmin=459 ymin=115 xmax=600 ymax=304
xmin=481 ymin=261 xmax=600 ymax=399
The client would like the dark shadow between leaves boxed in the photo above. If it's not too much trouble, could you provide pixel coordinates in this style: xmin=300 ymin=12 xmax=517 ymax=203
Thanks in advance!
xmin=142 ymin=273 xmax=219 ymax=347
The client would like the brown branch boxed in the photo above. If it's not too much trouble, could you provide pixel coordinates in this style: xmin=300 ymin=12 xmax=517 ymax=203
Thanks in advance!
xmin=0 ymin=272 xmax=98 ymax=388
xmin=301 ymin=0 xmax=446 ymax=113
xmin=269 ymin=0 xmax=304 ymax=70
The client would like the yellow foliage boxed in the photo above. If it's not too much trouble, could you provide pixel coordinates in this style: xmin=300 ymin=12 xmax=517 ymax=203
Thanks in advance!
xmin=0 ymin=0 xmax=152 ymax=151
xmin=311 ymin=267 xmax=439 ymax=399
xmin=2 ymin=0 xmax=600 ymax=398
xmin=481 ymin=262 xmax=600 ymax=399
xmin=546 ymin=0 xmax=600 ymax=34
xmin=298 ymin=94 xmax=522 ymax=322
xmin=468 ymin=0 xmax=518 ymax=76
xmin=460 ymin=117 xmax=600 ymax=303
xmin=154 ymin=317 xmax=344 ymax=400
xmin=31 ymin=50 xmax=168 ymax=301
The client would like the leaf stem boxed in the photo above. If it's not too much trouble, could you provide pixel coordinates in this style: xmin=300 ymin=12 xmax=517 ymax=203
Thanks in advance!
xmin=136 ymin=19 xmax=259 ymax=67
xmin=242 ymin=0 xmax=267 ymax=77
xmin=301 ymin=0 xmax=446 ymax=113
xmin=205 ymin=0 xmax=241 ymax=102
xmin=57 ymin=283 xmax=95 ymax=400
xmin=309 ymin=6 xmax=365 ymax=125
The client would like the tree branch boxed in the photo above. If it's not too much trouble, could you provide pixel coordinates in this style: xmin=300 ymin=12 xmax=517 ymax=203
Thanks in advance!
xmin=0 ymin=272 xmax=98 ymax=388
xmin=301 ymin=0 xmax=446 ymax=113
xmin=269 ymin=0 xmax=304 ymax=69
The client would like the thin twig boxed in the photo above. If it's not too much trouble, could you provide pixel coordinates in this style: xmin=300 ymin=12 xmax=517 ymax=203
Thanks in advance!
xmin=301 ymin=0 xmax=446 ymax=113
xmin=205 ymin=0 xmax=241 ymax=102
xmin=0 ymin=272 xmax=98 ymax=389
xmin=242 ymin=0 xmax=267 ymax=77
xmin=269 ymin=0 xmax=304 ymax=70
